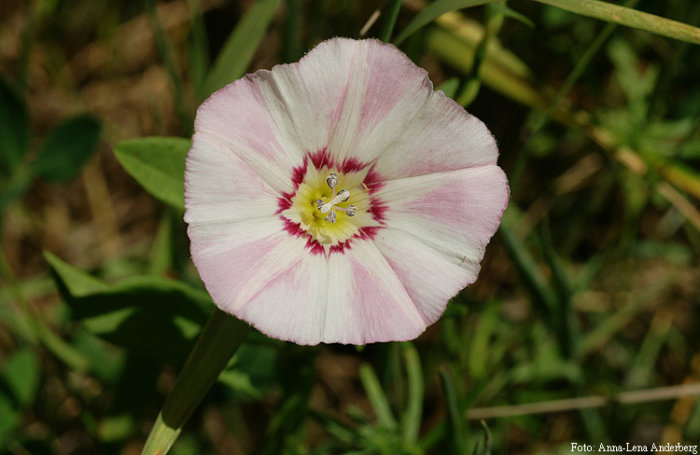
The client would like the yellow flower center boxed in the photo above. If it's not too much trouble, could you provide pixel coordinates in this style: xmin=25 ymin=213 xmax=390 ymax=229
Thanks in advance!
xmin=282 ymin=165 xmax=378 ymax=248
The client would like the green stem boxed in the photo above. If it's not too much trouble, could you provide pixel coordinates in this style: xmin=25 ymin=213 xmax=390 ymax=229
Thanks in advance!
xmin=141 ymin=308 xmax=250 ymax=455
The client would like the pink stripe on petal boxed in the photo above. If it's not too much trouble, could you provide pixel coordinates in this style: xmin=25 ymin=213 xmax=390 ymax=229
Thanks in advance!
xmin=374 ymin=228 xmax=478 ymax=323
xmin=188 ymin=218 xmax=309 ymax=316
xmin=185 ymin=133 xmax=279 ymax=224
xmin=195 ymin=79 xmax=304 ymax=193
xmin=327 ymin=40 xmax=434 ymax=166
xmin=238 ymin=253 xmax=329 ymax=345
xmin=345 ymin=241 xmax=427 ymax=343
xmin=376 ymin=166 xmax=509 ymax=264
xmin=373 ymin=92 xmax=499 ymax=178
xmin=253 ymin=39 xmax=358 ymax=161
xmin=309 ymin=148 xmax=335 ymax=170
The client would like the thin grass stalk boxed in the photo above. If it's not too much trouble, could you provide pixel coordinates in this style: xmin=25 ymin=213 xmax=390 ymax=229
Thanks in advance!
xmin=530 ymin=0 xmax=700 ymax=44
xmin=145 ymin=0 xmax=190 ymax=135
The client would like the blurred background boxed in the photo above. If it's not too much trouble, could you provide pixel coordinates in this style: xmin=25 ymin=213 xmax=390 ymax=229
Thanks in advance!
xmin=0 ymin=0 xmax=698 ymax=454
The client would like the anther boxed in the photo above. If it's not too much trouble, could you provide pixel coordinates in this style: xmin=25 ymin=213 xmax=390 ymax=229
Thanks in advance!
xmin=326 ymin=172 xmax=338 ymax=190
xmin=315 ymin=199 xmax=324 ymax=210
xmin=325 ymin=211 xmax=337 ymax=223
xmin=336 ymin=189 xmax=350 ymax=202
xmin=346 ymin=204 xmax=357 ymax=216
xmin=319 ymin=189 xmax=351 ymax=213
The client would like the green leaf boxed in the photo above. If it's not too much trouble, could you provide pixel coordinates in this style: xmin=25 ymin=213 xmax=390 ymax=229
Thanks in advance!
xmin=0 ymin=76 xmax=29 ymax=177
xmin=45 ymin=252 xmax=211 ymax=360
xmin=1 ymin=348 xmax=40 ymax=406
xmin=113 ymin=137 xmax=189 ymax=211
xmin=202 ymin=0 xmax=283 ymax=99
xmin=394 ymin=0 xmax=498 ymax=45
xmin=531 ymin=0 xmax=700 ymax=44
xmin=437 ymin=78 xmax=460 ymax=99
xmin=43 ymin=251 xmax=108 ymax=296
xmin=32 ymin=114 xmax=101 ymax=182
xmin=0 ymin=392 xmax=20 ymax=446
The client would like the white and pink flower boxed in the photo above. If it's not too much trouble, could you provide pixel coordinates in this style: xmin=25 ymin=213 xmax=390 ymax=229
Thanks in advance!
xmin=184 ymin=38 xmax=509 ymax=345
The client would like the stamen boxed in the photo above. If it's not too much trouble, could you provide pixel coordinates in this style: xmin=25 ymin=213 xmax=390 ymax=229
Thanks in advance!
xmin=319 ymin=189 xmax=351 ymax=213
xmin=334 ymin=204 xmax=357 ymax=217
xmin=317 ymin=173 xmax=356 ymax=222
xmin=326 ymin=172 xmax=338 ymax=190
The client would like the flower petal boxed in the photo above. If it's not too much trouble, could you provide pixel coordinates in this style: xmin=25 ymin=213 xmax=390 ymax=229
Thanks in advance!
xmin=373 ymin=166 xmax=509 ymax=318
xmin=185 ymin=133 xmax=279 ymax=224
xmin=340 ymin=240 xmax=428 ymax=343
xmin=373 ymin=228 xmax=477 ymax=324
xmin=237 ymin=239 xmax=427 ymax=345
xmin=322 ymin=39 xmax=434 ymax=166
xmin=236 ymin=252 xmax=329 ymax=345
xmin=251 ymin=38 xmax=433 ymax=166
xmin=194 ymin=76 xmax=304 ymax=194
xmin=372 ymin=92 xmax=499 ymax=179
xmin=188 ymin=217 xmax=309 ymax=315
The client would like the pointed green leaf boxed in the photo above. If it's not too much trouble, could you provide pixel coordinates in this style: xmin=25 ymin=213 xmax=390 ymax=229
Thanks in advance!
xmin=44 ymin=251 xmax=108 ymax=296
xmin=46 ymin=252 xmax=211 ymax=360
xmin=0 ymin=392 xmax=20 ymax=445
xmin=113 ymin=137 xmax=189 ymax=211
xmin=32 ymin=114 xmax=101 ymax=182
xmin=437 ymin=78 xmax=461 ymax=99
xmin=1 ymin=348 xmax=40 ymax=406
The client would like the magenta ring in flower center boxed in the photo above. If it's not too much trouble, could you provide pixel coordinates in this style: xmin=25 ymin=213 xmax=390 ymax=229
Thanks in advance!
xmin=277 ymin=149 xmax=387 ymax=255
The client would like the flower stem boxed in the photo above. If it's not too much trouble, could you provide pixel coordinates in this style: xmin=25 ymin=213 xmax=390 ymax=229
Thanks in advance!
xmin=141 ymin=307 xmax=250 ymax=455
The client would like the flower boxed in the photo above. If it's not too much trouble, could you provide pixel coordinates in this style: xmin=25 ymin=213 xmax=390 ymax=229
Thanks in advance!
xmin=184 ymin=38 xmax=509 ymax=345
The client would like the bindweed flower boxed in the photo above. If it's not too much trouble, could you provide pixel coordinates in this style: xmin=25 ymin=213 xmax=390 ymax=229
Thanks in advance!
xmin=185 ymin=38 xmax=509 ymax=345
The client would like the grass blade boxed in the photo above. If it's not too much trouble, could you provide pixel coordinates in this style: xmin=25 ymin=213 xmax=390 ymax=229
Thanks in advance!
xmin=359 ymin=363 xmax=397 ymax=430
xmin=380 ymin=0 xmax=403 ymax=42
xmin=394 ymin=0 xmax=499 ymax=45
xmin=439 ymin=369 xmax=466 ymax=455
xmin=145 ymin=0 xmax=190 ymax=133
xmin=531 ymin=0 xmax=700 ymax=44
xmin=401 ymin=342 xmax=423 ymax=445
xmin=529 ymin=0 xmax=640 ymax=133
xmin=202 ymin=0 xmax=283 ymax=100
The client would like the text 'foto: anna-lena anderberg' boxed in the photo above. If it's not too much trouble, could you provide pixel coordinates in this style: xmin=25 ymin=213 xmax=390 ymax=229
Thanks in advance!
xmin=571 ymin=442 xmax=699 ymax=454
